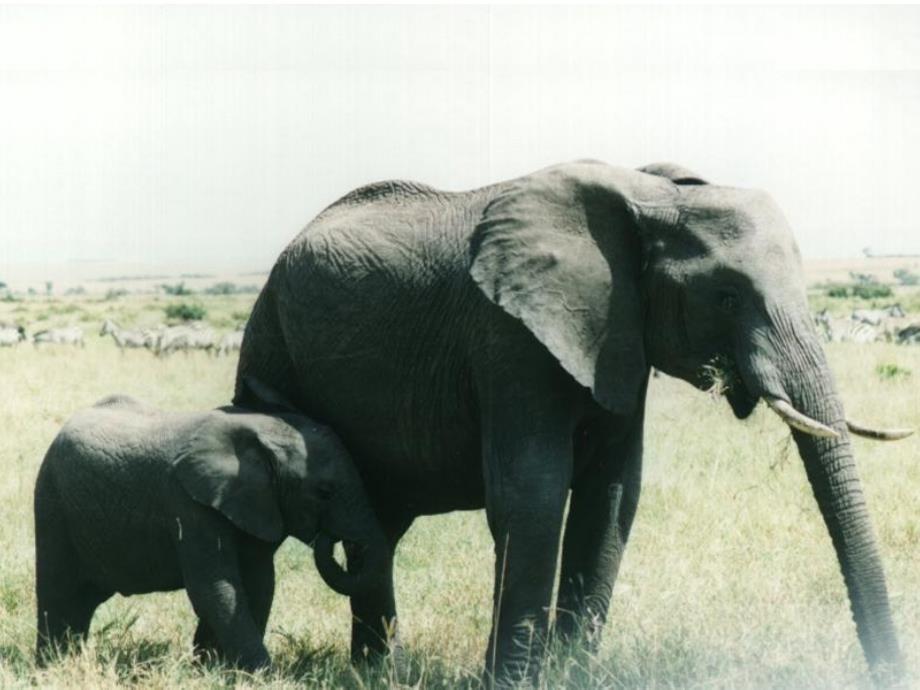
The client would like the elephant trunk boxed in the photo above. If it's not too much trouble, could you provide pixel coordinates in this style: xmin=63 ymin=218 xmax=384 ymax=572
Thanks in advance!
xmin=313 ymin=533 xmax=355 ymax=595
xmin=742 ymin=313 xmax=903 ymax=683
xmin=313 ymin=531 xmax=390 ymax=597
xmin=313 ymin=488 xmax=391 ymax=597
xmin=786 ymin=367 xmax=902 ymax=682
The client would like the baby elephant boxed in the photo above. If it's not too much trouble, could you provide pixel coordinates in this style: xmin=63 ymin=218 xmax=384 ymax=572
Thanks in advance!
xmin=34 ymin=381 xmax=388 ymax=670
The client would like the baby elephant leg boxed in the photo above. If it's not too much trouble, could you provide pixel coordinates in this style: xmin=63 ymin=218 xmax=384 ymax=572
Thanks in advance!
xmin=36 ymin=581 xmax=110 ymax=664
xmin=193 ymin=539 xmax=275 ymax=665
xmin=192 ymin=620 xmax=220 ymax=663
xmin=179 ymin=520 xmax=271 ymax=672
xmin=238 ymin=538 xmax=277 ymax=637
xmin=35 ymin=484 xmax=111 ymax=664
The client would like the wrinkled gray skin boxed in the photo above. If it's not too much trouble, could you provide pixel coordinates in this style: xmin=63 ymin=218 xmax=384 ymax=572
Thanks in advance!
xmin=235 ymin=161 xmax=903 ymax=684
xmin=34 ymin=381 xmax=389 ymax=671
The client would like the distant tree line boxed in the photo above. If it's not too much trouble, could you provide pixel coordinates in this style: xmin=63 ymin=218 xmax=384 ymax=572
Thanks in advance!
xmin=159 ymin=281 xmax=259 ymax=296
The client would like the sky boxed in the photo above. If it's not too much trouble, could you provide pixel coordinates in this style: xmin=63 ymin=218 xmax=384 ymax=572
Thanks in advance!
xmin=1 ymin=5 xmax=919 ymax=273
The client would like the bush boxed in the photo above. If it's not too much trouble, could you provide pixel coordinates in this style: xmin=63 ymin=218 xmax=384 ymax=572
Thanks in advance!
xmin=894 ymin=268 xmax=919 ymax=286
xmin=204 ymin=281 xmax=238 ymax=295
xmin=849 ymin=271 xmax=876 ymax=285
xmin=49 ymin=303 xmax=80 ymax=315
xmin=104 ymin=288 xmax=128 ymax=301
xmin=825 ymin=282 xmax=893 ymax=300
xmin=204 ymin=282 xmax=260 ymax=295
xmin=164 ymin=302 xmax=207 ymax=321
xmin=876 ymin=363 xmax=911 ymax=381
xmin=851 ymin=283 xmax=892 ymax=299
xmin=160 ymin=282 xmax=193 ymax=296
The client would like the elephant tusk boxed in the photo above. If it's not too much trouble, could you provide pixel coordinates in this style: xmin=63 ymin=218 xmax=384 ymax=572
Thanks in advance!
xmin=846 ymin=420 xmax=914 ymax=442
xmin=765 ymin=398 xmax=839 ymax=438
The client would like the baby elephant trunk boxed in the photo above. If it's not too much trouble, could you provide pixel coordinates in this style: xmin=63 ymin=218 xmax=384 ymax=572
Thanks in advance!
xmin=313 ymin=529 xmax=390 ymax=597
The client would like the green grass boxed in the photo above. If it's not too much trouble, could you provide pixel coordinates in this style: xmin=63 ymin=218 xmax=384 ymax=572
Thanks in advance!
xmin=0 ymin=307 xmax=918 ymax=688
xmin=876 ymin=363 xmax=912 ymax=381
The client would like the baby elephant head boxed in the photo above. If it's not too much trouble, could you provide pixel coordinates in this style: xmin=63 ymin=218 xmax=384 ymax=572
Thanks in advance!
xmin=173 ymin=393 xmax=389 ymax=597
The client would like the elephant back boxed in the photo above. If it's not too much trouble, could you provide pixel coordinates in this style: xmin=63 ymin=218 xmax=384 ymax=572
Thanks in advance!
xmin=317 ymin=179 xmax=448 ymax=218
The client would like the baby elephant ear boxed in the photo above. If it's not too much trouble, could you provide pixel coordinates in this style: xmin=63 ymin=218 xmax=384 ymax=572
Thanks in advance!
xmin=470 ymin=162 xmax=677 ymax=415
xmin=174 ymin=413 xmax=285 ymax=542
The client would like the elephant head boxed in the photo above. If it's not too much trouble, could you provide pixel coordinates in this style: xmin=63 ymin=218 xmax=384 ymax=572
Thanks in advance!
xmin=470 ymin=160 xmax=909 ymax=680
xmin=173 ymin=380 xmax=390 ymax=597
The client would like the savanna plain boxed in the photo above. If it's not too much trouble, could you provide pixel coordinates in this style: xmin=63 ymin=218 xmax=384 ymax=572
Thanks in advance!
xmin=0 ymin=272 xmax=918 ymax=689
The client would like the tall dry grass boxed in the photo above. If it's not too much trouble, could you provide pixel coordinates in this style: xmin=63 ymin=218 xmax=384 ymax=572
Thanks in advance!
xmin=0 ymin=331 xmax=917 ymax=688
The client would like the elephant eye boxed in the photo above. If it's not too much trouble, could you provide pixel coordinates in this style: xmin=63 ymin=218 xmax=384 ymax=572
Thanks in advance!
xmin=718 ymin=292 xmax=739 ymax=313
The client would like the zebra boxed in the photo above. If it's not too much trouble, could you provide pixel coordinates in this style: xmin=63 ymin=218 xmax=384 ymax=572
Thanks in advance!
xmin=155 ymin=324 xmax=216 ymax=356
xmin=851 ymin=304 xmax=906 ymax=326
xmin=814 ymin=310 xmax=878 ymax=344
xmin=895 ymin=323 xmax=920 ymax=345
xmin=0 ymin=325 xmax=26 ymax=347
xmin=216 ymin=330 xmax=244 ymax=357
xmin=186 ymin=325 xmax=217 ymax=355
xmin=153 ymin=326 xmax=189 ymax=356
xmin=99 ymin=319 xmax=157 ymax=351
xmin=32 ymin=326 xmax=85 ymax=348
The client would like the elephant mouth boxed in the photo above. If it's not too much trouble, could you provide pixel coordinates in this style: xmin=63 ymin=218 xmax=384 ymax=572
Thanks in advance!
xmin=707 ymin=352 xmax=912 ymax=440
xmin=698 ymin=355 xmax=758 ymax=420
xmin=726 ymin=384 xmax=758 ymax=419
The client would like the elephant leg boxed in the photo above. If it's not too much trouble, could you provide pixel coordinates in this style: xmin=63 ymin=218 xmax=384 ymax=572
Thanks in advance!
xmin=193 ymin=546 xmax=272 ymax=665
xmin=239 ymin=540 xmax=276 ymax=637
xmin=178 ymin=522 xmax=269 ymax=672
xmin=473 ymin=344 xmax=584 ymax=686
xmin=35 ymin=481 xmax=111 ymax=664
xmin=192 ymin=620 xmax=220 ymax=663
xmin=346 ymin=512 xmax=413 ymax=663
xmin=483 ymin=431 xmax=573 ymax=686
xmin=36 ymin=581 xmax=110 ymax=664
xmin=555 ymin=390 xmax=646 ymax=649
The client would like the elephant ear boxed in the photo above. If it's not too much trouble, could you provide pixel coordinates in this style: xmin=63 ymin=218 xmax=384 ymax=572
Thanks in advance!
xmin=469 ymin=162 xmax=678 ymax=415
xmin=173 ymin=412 xmax=284 ymax=542
xmin=638 ymin=161 xmax=708 ymax=186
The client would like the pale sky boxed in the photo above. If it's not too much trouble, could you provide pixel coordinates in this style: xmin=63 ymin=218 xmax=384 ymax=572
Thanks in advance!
xmin=1 ymin=5 xmax=919 ymax=272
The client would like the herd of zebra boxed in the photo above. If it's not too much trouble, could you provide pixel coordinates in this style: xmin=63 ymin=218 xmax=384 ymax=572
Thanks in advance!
xmin=0 ymin=319 xmax=244 ymax=356
xmin=2 ymin=306 xmax=917 ymax=354
xmin=814 ymin=304 xmax=920 ymax=345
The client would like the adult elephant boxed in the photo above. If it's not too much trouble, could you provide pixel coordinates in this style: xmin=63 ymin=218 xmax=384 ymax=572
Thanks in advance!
xmin=235 ymin=161 xmax=910 ymax=684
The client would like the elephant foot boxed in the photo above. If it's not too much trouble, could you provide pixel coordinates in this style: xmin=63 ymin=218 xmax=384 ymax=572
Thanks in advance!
xmin=350 ymin=628 xmax=400 ymax=663
xmin=484 ymin=627 xmax=548 ymax=690
xmin=351 ymin=623 xmax=411 ymax=683
xmin=552 ymin=607 xmax=605 ymax=654
xmin=192 ymin=621 xmax=221 ymax=665
xmin=482 ymin=660 xmax=540 ymax=690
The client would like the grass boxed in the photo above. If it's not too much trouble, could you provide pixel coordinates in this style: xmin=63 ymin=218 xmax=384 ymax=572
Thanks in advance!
xmin=0 ymin=293 xmax=255 ymax=332
xmin=1 ymin=303 xmax=919 ymax=688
